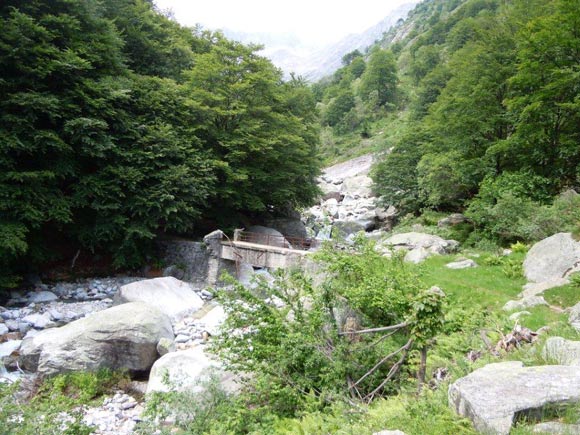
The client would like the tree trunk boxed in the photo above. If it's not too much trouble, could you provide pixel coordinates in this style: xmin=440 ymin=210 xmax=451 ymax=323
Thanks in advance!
xmin=417 ymin=346 xmax=428 ymax=392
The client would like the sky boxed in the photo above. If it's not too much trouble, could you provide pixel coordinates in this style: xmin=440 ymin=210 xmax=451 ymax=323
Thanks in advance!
xmin=153 ymin=0 xmax=414 ymax=46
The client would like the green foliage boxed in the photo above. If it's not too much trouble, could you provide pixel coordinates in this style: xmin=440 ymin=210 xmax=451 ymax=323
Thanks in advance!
xmin=358 ymin=48 xmax=398 ymax=110
xmin=212 ymin=239 xmax=445 ymax=414
xmin=0 ymin=0 xmax=320 ymax=286
xmin=510 ymin=242 xmax=529 ymax=253
xmin=0 ymin=369 xmax=129 ymax=435
xmin=466 ymin=177 xmax=580 ymax=244
xmin=369 ymin=0 xmax=580 ymax=232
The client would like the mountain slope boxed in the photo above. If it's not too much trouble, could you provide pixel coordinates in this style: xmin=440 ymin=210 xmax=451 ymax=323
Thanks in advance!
xmin=224 ymin=2 xmax=418 ymax=81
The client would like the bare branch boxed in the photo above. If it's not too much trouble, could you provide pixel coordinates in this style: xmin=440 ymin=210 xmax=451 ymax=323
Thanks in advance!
xmin=364 ymin=338 xmax=414 ymax=402
xmin=338 ymin=321 xmax=409 ymax=337
xmin=352 ymin=337 xmax=413 ymax=389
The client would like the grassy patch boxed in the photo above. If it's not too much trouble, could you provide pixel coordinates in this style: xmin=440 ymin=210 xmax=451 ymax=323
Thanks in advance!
xmin=544 ymin=283 xmax=580 ymax=309
xmin=417 ymin=252 xmax=526 ymax=310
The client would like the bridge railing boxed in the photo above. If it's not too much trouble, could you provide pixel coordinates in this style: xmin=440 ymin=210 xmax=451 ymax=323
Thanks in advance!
xmin=233 ymin=230 xmax=319 ymax=251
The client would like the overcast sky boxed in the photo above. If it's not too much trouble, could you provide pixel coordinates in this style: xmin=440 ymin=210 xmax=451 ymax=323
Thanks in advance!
xmin=154 ymin=0 xmax=414 ymax=45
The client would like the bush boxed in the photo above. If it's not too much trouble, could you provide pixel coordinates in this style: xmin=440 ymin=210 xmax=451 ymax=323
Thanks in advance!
xmin=210 ymin=239 xmax=446 ymax=414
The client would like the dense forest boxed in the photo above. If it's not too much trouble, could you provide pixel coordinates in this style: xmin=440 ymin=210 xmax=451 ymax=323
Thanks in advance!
xmin=316 ymin=0 xmax=580 ymax=245
xmin=0 ymin=0 xmax=320 ymax=288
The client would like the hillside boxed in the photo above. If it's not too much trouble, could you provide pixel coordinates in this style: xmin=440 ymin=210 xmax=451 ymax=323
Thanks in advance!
xmin=225 ymin=2 xmax=418 ymax=81
xmin=314 ymin=0 xmax=580 ymax=247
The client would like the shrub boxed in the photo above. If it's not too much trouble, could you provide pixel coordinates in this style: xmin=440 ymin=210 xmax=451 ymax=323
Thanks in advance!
xmin=211 ymin=239 xmax=446 ymax=413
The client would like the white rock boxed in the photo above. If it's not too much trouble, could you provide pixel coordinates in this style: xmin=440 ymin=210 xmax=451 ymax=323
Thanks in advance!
xmin=520 ymin=278 xmax=570 ymax=298
xmin=523 ymin=233 xmax=580 ymax=283
xmin=22 ymin=312 xmax=52 ymax=329
xmin=449 ymin=361 xmax=580 ymax=435
xmin=503 ymin=296 xmax=548 ymax=311
xmin=19 ymin=302 xmax=173 ymax=376
xmin=27 ymin=291 xmax=58 ymax=303
xmin=543 ymin=337 xmax=580 ymax=366
xmin=114 ymin=277 xmax=204 ymax=323
xmin=570 ymin=302 xmax=580 ymax=331
xmin=404 ymin=247 xmax=432 ymax=264
xmin=532 ymin=422 xmax=580 ymax=434
xmin=0 ymin=340 xmax=21 ymax=358
xmin=0 ymin=324 xmax=8 ymax=335
xmin=147 ymin=347 xmax=240 ymax=395
xmin=446 ymin=259 xmax=477 ymax=269
xmin=198 ymin=305 xmax=226 ymax=336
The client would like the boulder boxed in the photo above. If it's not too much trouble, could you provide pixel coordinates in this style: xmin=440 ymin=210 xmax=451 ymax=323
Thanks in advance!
xmin=532 ymin=422 xmax=580 ymax=434
xmin=22 ymin=312 xmax=53 ymax=329
xmin=404 ymin=247 xmax=431 ymax=264
xmin=380 ymin=232 xmax=459 ymax=263
xmin=162 ymin=265 xmax=186 ymax=280
xmin=322 ymin=198 xmax=339 ymax=219
xmin=570 ymin=302 xmax=580 ymax=331
xmin=245 ymin=225 xmax=292 ymax=248
xmin=197 ymin=305 xmax=226 ymax=336
xmin=375 ymin=205 xmax=397 ymax=230
xmin=437 ymin=213 xmax=468 ymax=227
xmin=341 ymin=175 xmax=373 ymax=198
xmin=449 ymin=361 xmax=580 ymax=435
xmin=503 ymin=296 xmax=548 ymax=312
xmin=19 ymin=302 xmax=173 ymax=376
xmin=322 ymin=191 xmax=343 ymax=202
xmin=383 ymin=232 xmax=459 ymax=254
xmin=0 ymin=340 xmax=21 ymax=359
xmin=114 ymin=277 xmax=203 ymax=322
xmin=520 ymin=278 xmax=570 ymax=299
xmin=27 ymin=291 xmax=58 ymax=303
xmin=446 ymin=259 xmax=478 ymax=269
xmin=332 ymin=220 xmax=366 ymax=239
xmin=265 ymin=217 xmax=308 ymax=241
xmin=156 ymin=337 xmax=176 ymax=356
xmin=543 ymin=337 xmax=580 ymax=366
xmin=523 ymin=233 xmax=580 ymax=283
xmin=0 ymin=323 xmax=8 ymax=335
xmin=147 ymin=347 xmax=239 ymax=394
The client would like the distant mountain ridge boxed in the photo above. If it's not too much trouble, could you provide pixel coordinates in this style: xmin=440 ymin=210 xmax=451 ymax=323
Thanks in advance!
xmin=223 ymin=2 xmax=418 ymax=81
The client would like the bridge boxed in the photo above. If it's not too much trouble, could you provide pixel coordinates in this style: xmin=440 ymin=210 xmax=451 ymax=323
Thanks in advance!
xmin=215 ymin=229 xmax=319 ymax=269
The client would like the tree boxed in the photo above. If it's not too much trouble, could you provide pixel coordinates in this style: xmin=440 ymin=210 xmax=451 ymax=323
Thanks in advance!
xmin=183 ymin=36 xmax=320 ymax=222
xmin=358 ymin=48 xmax=398 ymax=109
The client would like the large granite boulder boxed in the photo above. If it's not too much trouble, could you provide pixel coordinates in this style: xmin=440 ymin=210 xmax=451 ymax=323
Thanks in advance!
xmin=265 ymin=213 xmax=308 ymax=240
xmin=114 ymin=277 xmax=203 ymax=322
xmin=503 ymin=296 xmax=548 ymax=311
xmin=570 ymin=302 xmax=580 ymax=331
xmin=245 ymin=225 xmax=291 ymax=248
xmin=542 ymin=337 xmax=580 ymax=366
xmin=19 ymin=302 xmax=173 ymax=376
xmin=341 ymin=175 xmax=374 ymax=198
xmin=147 ymin=346 xmax=239 ymax=394
xmin=448 ymin=361 xmax=580 ymax=434
xmin=523 ymin=233 xmax=580 ymax=283
xmin=379 ymin=232 xmax=459 ymax=263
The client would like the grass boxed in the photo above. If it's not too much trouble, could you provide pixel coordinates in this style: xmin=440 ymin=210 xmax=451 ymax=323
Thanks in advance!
xmin=544 ymin=283 xmax=580 ymax=309
xmin=417 ymin=252 xmax=527 ymax=310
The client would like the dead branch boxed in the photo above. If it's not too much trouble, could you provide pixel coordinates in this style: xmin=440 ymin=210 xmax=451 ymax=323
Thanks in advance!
xmin=351 ymin=337 xmax=413 ymax=389
xmin=338 ymin=321 xmax=409 ymax=337
xmin=364 ymin=338 xmax=414 ymax=402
